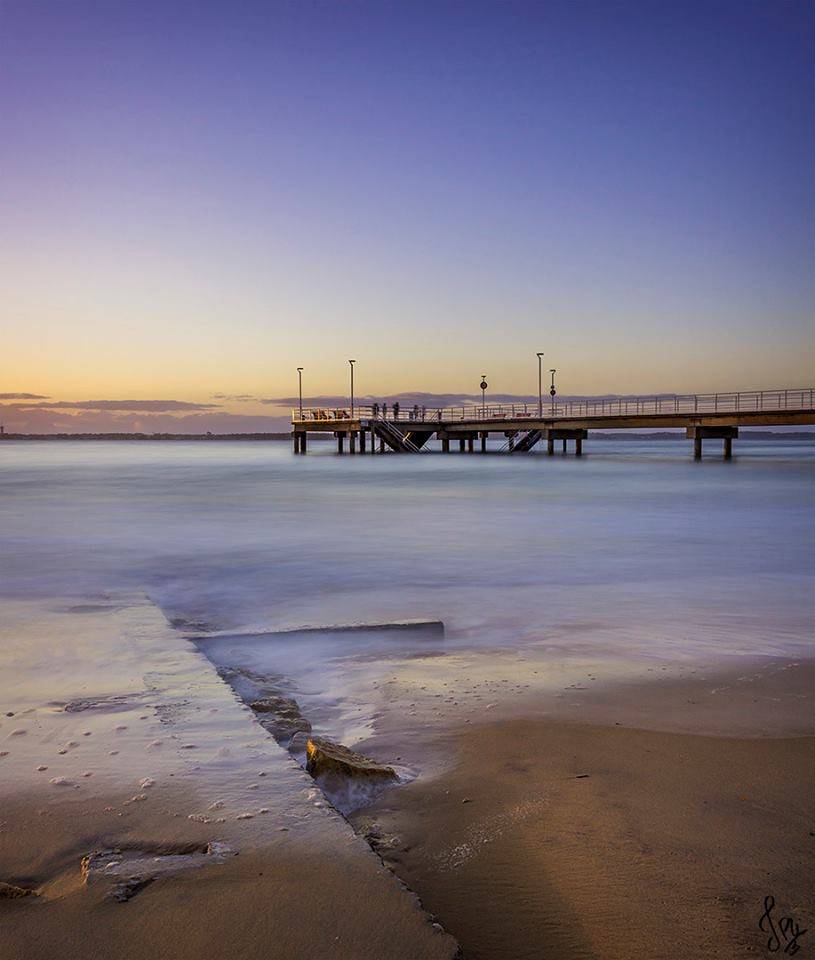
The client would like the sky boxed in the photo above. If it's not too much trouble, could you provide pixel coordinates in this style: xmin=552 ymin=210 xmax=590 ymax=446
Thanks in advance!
xmin=1 ymin=0 xmax=813 ymax=433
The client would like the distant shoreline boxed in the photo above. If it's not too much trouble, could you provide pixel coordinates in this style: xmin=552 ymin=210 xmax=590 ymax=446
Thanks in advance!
xmin=0 ymin=431 xmax=812 ymax=442
xmin=0 ymin=432 xmax=296 ymax=441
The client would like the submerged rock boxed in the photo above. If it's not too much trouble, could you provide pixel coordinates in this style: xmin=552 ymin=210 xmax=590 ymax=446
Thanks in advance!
xmin=288 ymin=731 xmax=311 ymax=758
xmin=306 ymin=737 xmax=397 ymax=784
xmin=215 ymin=666 xmax=311 ymax=747
xmin=64 ymin=694 xmax=140 ymax=713
xmin=113 ymin=877 xmax=154 ymax=902
xmin=249 ymin=694 xmax=311 ymax=745
xmin=169 ymin=616 xmax=211 ymax=633
xmin=249 ymin=694 xmax=299 ymax=715
xmin=217 ymin=665 xmax=286 ymax=692
xmin=80 ymin=841 xmax=235 ymax=901
xmin=305 ymin=737 xmax=398 ymax=814
xmin=0 ymin=881 xmax=35 ymax=899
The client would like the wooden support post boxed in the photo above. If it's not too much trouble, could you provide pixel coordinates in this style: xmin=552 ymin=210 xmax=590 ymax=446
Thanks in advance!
xmin=724 ymin=436 xmax=732 ymax=460
xmin=442 ymin=437 xmax=450 ymax=453
xmin=575 ymin=437 xmax=582 ymax=457
xmin=562 ymin=439 xmax=567 ymax=453
xmin=480 ymin=432 xmax=487 ymax=453
xmin=547 ymin=436 xmax=554 ymax=455
xmin=467 ymin=436 xmax=474 ymax=453
xmin=459 ymin=438 xmax=466 ymax=452
xmin=359 ymin=429 xmax=366 ymax=453
xmin=349 ymin=431 xmax=356 ymax=454
xmin=300 ymin=433 xmax=307 ymax=454
xmin=694 ymin=434 xmax=702 ymax=460
xmin=337 ymin=433 xmax=345 ymax=455
xmin=292 ymin=433 xmax=300 ymax=454
xmin=379 ymin=436 xmax=385 ymax=453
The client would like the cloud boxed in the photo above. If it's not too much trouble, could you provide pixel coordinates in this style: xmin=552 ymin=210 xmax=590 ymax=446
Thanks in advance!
xmin=0 ymin=392 xmax=49 ymax=400
xmin=259 ymin=391 xmax=642 ymax=407
xmin=14 ymin=399 xmax=219 ymax=411
xmin=268 ymin=388 xmax=580 ymax=407
xmin=211 ymin=394 xmax=258 ymax=402
xmin=0 ymin=390 xmax=691 ymax=435
xmin=0 ymin=405 xmax=290 ymax=435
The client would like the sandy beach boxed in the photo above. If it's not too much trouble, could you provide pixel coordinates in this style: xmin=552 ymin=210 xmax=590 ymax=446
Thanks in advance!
xmin=352 ymin=661 xmax=815 ymax=960
xmin=2 ymin=595 xmax=812 ymax=960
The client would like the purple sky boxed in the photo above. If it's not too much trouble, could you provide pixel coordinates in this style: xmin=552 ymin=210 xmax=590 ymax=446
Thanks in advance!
xmin=2 ymin=1 xmax=813 ymax=425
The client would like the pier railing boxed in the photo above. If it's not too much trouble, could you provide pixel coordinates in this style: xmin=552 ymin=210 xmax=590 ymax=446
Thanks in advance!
xmin=293 ymin=388 xmax=815 ymax=423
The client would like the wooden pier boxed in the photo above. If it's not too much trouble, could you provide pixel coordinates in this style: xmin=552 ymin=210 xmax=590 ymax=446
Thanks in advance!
xmin=292 ymin=388 xmax=815 ymax=459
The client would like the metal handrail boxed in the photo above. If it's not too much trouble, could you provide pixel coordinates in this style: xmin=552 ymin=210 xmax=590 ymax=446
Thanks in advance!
xmin=292 ymin=388 xmax=815 ymax=423
xmin=497 ymin=432 xmax=515 ymax=453
xmin=373 ymin=416 xmax=424 ymax=453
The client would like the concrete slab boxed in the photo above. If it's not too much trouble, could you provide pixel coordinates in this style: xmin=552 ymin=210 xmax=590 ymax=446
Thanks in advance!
xmin=0 ymin=596 xmax=459 ymax=960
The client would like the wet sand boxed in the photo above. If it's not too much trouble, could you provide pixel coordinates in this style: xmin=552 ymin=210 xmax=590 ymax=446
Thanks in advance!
xmin=0 ymin=786 xmax=459 ymax=960
xmin=3 ymin=596 xmax=813 ymax=959
xmin=352 ymin=661 xmax=815 ymax=960
xmin=0 ymin=598 xmax=459 ymax=960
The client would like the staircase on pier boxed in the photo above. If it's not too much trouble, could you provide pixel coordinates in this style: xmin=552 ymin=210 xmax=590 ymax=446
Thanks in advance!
xmin=372 ymin=419 xmax=425 ymax=453
xmin=512 ymin=429 xmax=542 ymax=452
xmin=499 ymin=429 xmax=542 ymax=453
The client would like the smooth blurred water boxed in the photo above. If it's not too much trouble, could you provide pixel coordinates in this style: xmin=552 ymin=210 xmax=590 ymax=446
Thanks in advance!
xmin=2 ymin=438 xmax=814 ymax=662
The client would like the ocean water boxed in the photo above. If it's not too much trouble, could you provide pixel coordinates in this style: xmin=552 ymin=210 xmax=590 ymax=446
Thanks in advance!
xmin=2 ymin=438 xmax=814 ymax=663
xmin=2 ymin=437 xmax=814 ymax=757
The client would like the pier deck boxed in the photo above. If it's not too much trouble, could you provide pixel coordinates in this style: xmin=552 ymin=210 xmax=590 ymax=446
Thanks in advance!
xmin=292 ymin=388 xmax=815 ymax=459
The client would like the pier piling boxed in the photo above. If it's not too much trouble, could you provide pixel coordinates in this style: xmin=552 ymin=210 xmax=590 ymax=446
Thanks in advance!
xmin=687 ymin=425 xmax=738 ymax=461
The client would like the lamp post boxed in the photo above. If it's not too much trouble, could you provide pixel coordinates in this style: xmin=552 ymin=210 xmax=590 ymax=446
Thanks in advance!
xmin=296 ymin=367 xmax=303 ymax=420
xmin=550 ymin=369 xmax=557 ymax=414
xmin=536 ymin=352 xmax=544 ymax=417
xmin=480 ymin=375 xmax=488 ymax=417
xmin=349 ymin=359 xmax=356 ymax=418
